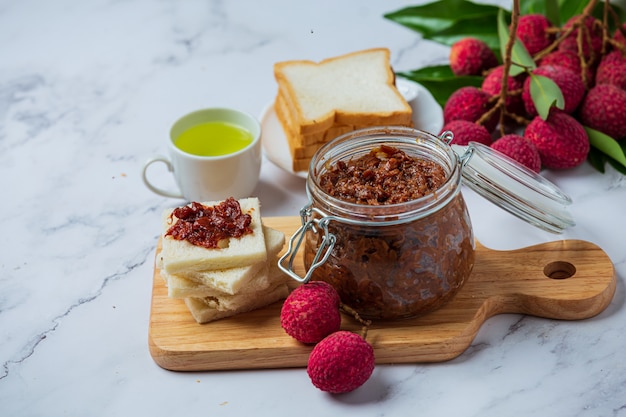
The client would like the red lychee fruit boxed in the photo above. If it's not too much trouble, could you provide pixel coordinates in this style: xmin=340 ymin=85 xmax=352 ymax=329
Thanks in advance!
xmin=539 ymin=50 xmax=595 ymax=87
xmin=443 ymin=86 xmax=499 ymax=132
xmin=516 ymin=14 xmax=555 ymax=56
xmin=449 ymin=37 xmax=498 ymax=76
xmin=491 ymin=134 xmax=542 ymax=173
xmin=280 ymin=281 xmax=341 ymax=344
xmin=595 ymin=50 xmax=626 ymax=91
xmin=524 ymin=109 xmax=589 ymax=169
xmin=558 ymin=15 xmax=603 ymax=61
xmin=307 ymin=331 xmax=375 ymax=394
xmin=522 ymin=65 xmax=586 ymax=117
xmin=481 ymin=65 xmax=526 ymax=116
xmin=439 ymin=120 xmax=493 ymax=146
xmin=579 ymin=83 xmax=626 ymax=140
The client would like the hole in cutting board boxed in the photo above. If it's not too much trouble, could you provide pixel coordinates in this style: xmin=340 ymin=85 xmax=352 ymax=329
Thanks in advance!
xmin=543 ymin=261 xmax=576 ymax=279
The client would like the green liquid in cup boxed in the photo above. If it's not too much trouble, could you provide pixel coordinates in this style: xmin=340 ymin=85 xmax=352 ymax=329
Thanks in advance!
xmin=174 ymin=121 xmax=253 ymax=156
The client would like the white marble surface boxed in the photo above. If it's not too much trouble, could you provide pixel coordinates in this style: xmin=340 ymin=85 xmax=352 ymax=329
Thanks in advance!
xmin=1 ymin=0 xmax=625 ymax=415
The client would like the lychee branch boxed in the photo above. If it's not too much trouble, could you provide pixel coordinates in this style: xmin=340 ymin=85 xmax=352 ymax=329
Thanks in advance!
xmin=340 ymin=303 xmax=372 ymax=339
xmin=605 ymin=2 xmax=626 ymax=53
xmin=534 ymin=24 xmax=576 ymax=61
xmin=534 ymin=0 xmax=598 ymax=59
xmin=477 ymin=0 xmax=523 ymax=135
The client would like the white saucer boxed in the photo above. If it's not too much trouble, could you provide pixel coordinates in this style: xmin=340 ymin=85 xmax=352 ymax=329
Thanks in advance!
xmin=260 ymin=79 xmax=443 ymax=178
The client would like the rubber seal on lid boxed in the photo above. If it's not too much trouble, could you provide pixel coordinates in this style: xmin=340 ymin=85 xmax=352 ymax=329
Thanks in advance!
xmin=450 ymin=141 xmax=575 ymax=234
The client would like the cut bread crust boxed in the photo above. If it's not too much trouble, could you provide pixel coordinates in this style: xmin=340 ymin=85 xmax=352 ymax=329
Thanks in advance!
xmin=161 ymin=198 xmax=266 ymax=274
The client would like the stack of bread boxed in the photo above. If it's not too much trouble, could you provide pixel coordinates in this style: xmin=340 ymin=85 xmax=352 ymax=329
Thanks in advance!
xmin=157 ymin=197 xmax=290 ymax=324
xmin=273 ymin=47 xmax=414 ymax=172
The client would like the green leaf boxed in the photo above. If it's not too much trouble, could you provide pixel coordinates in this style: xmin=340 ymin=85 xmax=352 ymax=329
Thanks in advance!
xmin=557 ymin=0 xmax=626 ymax=29
xmin=519 ymin=0 xmax=545 ymax=15
xmin=587 ymin=148 xmax=607 ymax=174
xmin=529 ymin=74 xmax=564 ymax=120
xmin=496 ymin=8 xmax=536 ymax=76
xmin=428 ymin=15 xmax=504 ymax=51
xmin=608 ymin=157 xmax=626 ymax=175
xmin=384 ymin=0 xmax=507 ymax=53
xmin=556 ymin=0 xmax=587 ymax=24
xmin=544 ymin=0 xmax=561 ymax=26
xmin=397 ymin=65 xmax=484 ymax=107
xmin=585 ymin=127 xmax=626 ymax=168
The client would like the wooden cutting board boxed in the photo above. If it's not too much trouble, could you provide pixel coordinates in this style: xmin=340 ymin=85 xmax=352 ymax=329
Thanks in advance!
xmin=148 ymin=216 xmax=616 ymax=371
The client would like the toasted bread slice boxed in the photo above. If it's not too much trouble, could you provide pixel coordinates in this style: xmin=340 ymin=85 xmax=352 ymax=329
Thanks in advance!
xmin=161 ymin=198 xmax=266 ymax=274
xmin=274 ymin=48 xmax=413 ymax=136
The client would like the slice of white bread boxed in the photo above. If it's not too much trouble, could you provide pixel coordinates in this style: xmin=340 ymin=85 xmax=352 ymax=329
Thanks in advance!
xmin=161 ymin=198 xmax=266 ymax=274
xmin=273 ymin=48 xmax=413 ymax=136
xmin=167 ymin=263 xmax=287 ymax=299
xmin=161 ymin=226 xmax=285 ymax=292
xmin=274 ymin=93 xmax=356 ymax=147
xmin=185 ymin=282 xmax=290 ymax=324
xmin=162 ymin=226 xmax=286 ymax=295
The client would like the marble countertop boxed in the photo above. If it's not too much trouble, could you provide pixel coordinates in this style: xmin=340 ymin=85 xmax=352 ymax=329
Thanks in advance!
xmin=2 ymin=0 xmax=625 ymax=415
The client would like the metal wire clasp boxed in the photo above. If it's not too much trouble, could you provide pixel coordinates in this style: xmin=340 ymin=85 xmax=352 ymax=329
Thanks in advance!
xmin=440 ymin=130 xmax=475 ymax=169
xmin=277 ymin=204 xmax=336 ymax=283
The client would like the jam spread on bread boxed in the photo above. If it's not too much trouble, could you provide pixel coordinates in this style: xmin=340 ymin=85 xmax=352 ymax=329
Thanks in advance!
xmin=166 ymin=198 xmax=253 ymax=248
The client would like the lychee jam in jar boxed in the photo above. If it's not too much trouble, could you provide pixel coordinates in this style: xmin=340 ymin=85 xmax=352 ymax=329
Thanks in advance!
xmin=302 ymin=127 xmax=475 ymax=320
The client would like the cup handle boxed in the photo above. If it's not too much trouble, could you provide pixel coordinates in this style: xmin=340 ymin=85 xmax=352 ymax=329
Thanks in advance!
xmin=141 ymin=156 xmax=184 ymax=199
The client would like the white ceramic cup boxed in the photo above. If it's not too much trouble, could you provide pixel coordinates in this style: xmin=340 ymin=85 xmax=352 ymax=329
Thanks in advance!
xmin=142 ymin=108 xmax=262 ymax=202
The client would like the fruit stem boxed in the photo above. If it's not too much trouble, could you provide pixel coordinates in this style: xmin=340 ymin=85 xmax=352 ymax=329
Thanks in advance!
xmin=532 ymin=0 xmax=601 ymax=88
xmin=340 ymin=303 xmax=372 ymax=339
xmin=477 ymin=0 xmax=520 ymax=136
xmin=499 ymin=0 xmax=520 ymax=136
xmin=605 ymin=1 xmax=626 ymax=54
xmin=532 ymin=0 xmax=599 ymax=62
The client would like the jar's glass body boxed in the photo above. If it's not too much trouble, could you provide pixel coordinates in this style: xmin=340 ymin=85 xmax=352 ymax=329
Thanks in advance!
xmin=303 ymin=127 xmax=475 ymax=320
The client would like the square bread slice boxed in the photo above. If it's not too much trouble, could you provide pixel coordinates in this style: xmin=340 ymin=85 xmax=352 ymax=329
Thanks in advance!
xmin=167 ymin=262 xmax=287 ymax=299
xmin=161 ymin=225 xmax=285 ymax=294
xmin=170 ymin=262 xmax=287 ymax=300
xmin=161 ymin=198 xmax=266 ymax=274
xmin=274 ymin=47 xmax=413 ymax=135
xmin=184 ymin=282 xmax=290 ymax=324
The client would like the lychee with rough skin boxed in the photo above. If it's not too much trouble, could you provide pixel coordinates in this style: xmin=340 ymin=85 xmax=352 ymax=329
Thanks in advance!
xmin=516 ymin=14 xmax=555 ymax=56
xmin=522 ymin=65 xmax=586 ymax=117
xmin=440 ymin=120 xmax=493 ymax=146
xmin=539 ymin=50 xmax=594 ymax=87
xmin=595 ymin=50 xmax=626 ymax=91
xmin=307 ymin=331 xmax=375 ymax=394
xmin=558 ymin=15 xmax=603 ymax=61
xmin=524 ymin=109 xmax=589 ymax=169
xmin=491 ymin=134 xmax=542 ymax=173
xmin=579 ymin=83 xmax=626 ymax=140
xmin=481 ymin=65 xmax=525 ymax=116
xmin=449 ymin=37 xmax=498 ymax=76
xmin=280 ymin=281 xmax=341 ymax=344
xmin=443 ymin=86 xmax=499 ymax=132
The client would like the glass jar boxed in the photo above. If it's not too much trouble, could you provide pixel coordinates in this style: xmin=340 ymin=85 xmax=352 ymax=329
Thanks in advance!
xmin=278 ymin=126 xmax=575 ymax=321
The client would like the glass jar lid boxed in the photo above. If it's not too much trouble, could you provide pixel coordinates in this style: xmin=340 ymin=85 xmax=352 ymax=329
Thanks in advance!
xmin=449 ymin=141 xmax=575 ymax=234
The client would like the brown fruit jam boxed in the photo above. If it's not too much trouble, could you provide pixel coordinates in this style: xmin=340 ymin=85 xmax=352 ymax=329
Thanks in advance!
xmin=165 ymin=198 xmax=253 ymax=249
xmin=302 ymin=127 xmax=475 ymax=320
